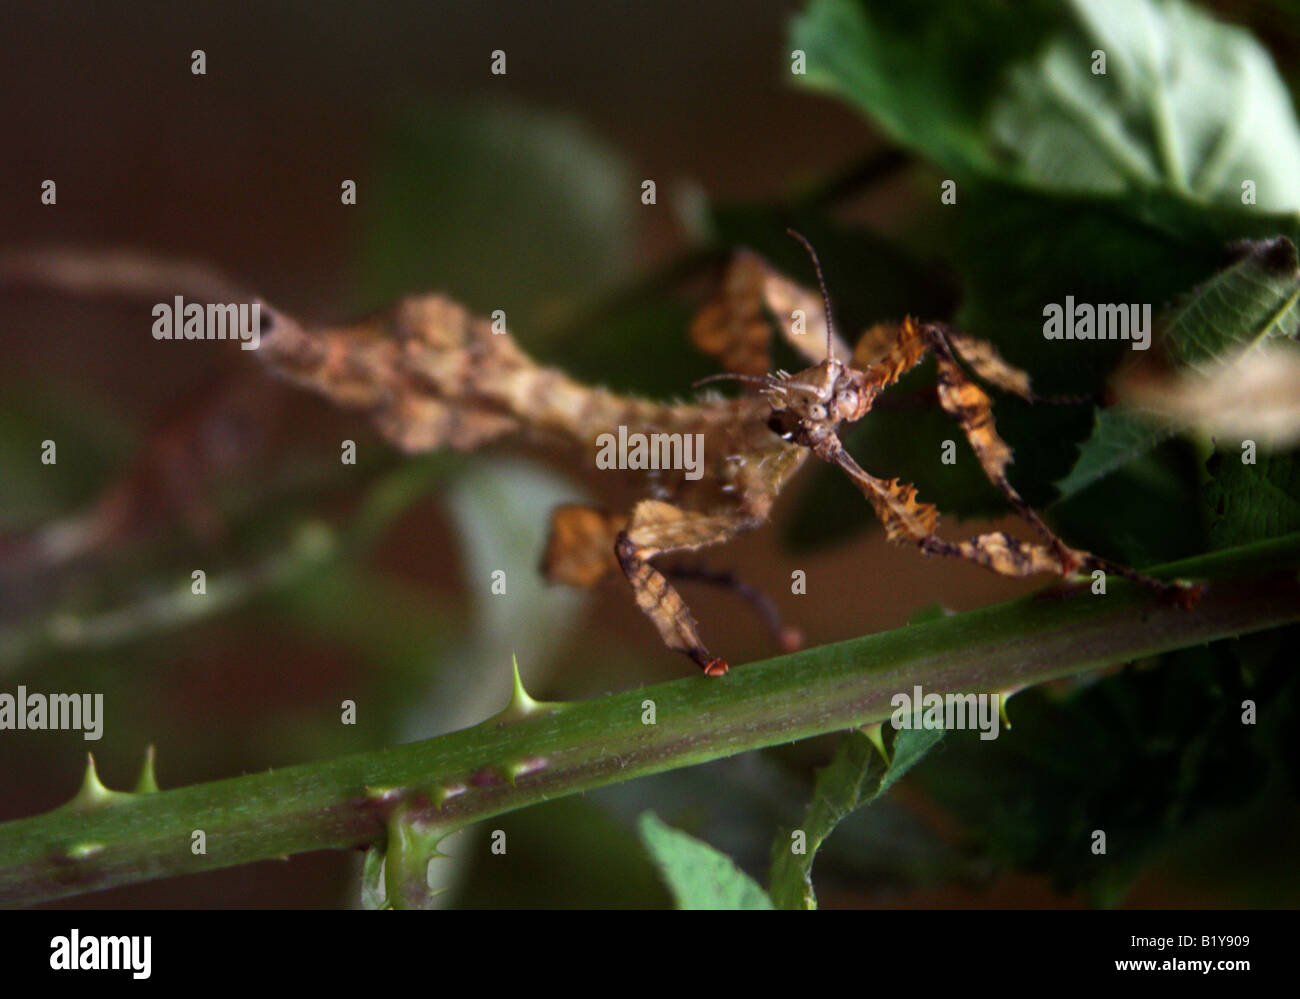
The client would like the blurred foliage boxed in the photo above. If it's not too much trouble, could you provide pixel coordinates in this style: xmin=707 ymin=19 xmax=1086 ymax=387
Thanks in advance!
xmin=455 ymin=799 xmax=671 ymax=909
xmin=356 ymin=103 xmax=636 ymax=331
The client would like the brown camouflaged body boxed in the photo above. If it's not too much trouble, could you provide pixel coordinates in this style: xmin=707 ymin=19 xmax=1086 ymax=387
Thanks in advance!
xmin=257 ymin=291 xmax=811 ymax=520
xmin=255 ymin=249 xmax=1194 ymax=675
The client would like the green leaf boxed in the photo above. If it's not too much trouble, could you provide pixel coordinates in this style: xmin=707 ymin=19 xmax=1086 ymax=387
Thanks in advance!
xmin=768 ymin=726 xmax=944 ymax=909
xmin=878 ymin=726 xmax=946 ymax=796
xmin=637 ymin=812 xmax=774 ymax=910
xmin=1204 ymin=450 xmax=1300 ymax=549
xmin=1055 ymin=408 xmax=1174 ymax=500
xmin=989 ymin=0 xmax=1300 ymax=210
xmin=948 ymin=190 xmax=1299 ymax=443
xmin=708 ymin=205 xmax=959 ymax=331
xmin=790 ymin=0 xmax=1059 ymax=178
xmin=794 ymin=0 xmax=1300 ymax=213
xmin=542 ymin=297 xmax=705 ymax=398
xmin=1162 ymin=237 xmax=1300 ymax=370
xmin=1055 ymin=238 xmax=1300 ymax=498
xmin=1050 ymin=439 xmax=1206 ymax=566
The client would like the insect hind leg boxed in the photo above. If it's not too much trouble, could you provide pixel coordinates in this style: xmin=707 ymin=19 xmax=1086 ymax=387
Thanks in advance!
xmin=664 ymin=563 xmax=803 ymax=654
xmin=922 ymin=323 xmax=1084 ymax=568
xmin=921 ymin=322 xmax=1195 ymax=600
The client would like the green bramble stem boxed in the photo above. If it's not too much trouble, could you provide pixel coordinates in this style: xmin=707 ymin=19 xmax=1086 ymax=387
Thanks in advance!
xmin=1 ymin=534 xmax=1298 ymax=907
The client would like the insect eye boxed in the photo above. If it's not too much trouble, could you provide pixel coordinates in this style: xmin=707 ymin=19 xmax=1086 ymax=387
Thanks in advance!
xmin=767 ymin=410 xmax=800 ymax=441
xmin=809 ymin=404 xmax=827 ymax=421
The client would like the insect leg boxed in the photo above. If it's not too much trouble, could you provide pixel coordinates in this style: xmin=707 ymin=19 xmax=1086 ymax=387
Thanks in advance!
xmin=918 ymin=323 xmax=1080 ymax=567
xmin=920 ymin=533 xmax=1200 ymax=606
xmin=930 ymin=324 xmax=1034 ymax=400
xmin=691 ymin=251 xmax=851 ymax=377
xmin=922 ymin=323 xmax=1188 ymax=602
xmin=830 ymin=450 xmax=1082 ymax=577
xmin=822 ymin=437 xmax=1195 ymax=601
xmin=616 ymin=500 xmax=758 ymax=675
xmin=664 ymin=564 xmax=803 ymax=653
xmin=935 ymin=323 xmax=1094 ymax=405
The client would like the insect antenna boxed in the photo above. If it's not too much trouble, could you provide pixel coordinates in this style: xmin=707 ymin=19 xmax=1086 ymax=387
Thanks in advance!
xmin=692 ymin=372 xmax=780 ymax=390
xmin=786 ymin=228 xmax=837 ymax=364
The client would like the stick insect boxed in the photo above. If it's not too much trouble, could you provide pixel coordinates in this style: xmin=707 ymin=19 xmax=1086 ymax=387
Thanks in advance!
xmin=255 ymin=232 xmax=1197 ymax=675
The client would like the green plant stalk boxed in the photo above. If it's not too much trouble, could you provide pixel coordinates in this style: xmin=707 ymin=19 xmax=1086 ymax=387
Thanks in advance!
xmin=3 ymin=534 xmax=1299 ymax=907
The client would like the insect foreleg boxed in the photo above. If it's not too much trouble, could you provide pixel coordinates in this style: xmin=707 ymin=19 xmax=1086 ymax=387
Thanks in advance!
xmin=615 ymin=501 xmax=760 ymax=675
xmin=826 ymin=446 xmax=1083 ymax=579
xmin=822 ymin=417 xmax=1195 ymax=602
